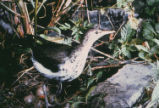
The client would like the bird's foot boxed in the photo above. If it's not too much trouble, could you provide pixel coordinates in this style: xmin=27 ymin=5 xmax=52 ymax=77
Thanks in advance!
xmin=56 ymin=82 xmax=63 ymax=96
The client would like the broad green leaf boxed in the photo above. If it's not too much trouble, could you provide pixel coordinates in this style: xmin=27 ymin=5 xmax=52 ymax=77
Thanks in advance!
xmin=143 ymin=22 xmax=155 ymax=40
xmin=144 ymin=22 xmax=156 ymax=33
xmin=138 ymin=51 xmax=146 ymax=59
xmin=138 ymin=51 xmax=152 ymax=61
xmin=150 ymin=45 xmax=159 ymax=54
xmin=135 ymin=45 xmax=149 ymax=53
xmin=121 ymin=45 xmax=131 ymax=58
xmin=143 ymin=31 xmax=153 ymax=40
xmin=121 ymin=26 xmax=127 ymax=42
xmin=120 ymin=23 xmax=135 ymax=43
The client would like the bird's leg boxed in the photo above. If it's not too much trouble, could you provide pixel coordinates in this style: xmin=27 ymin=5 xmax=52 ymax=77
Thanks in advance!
xmin=42 ymin=84 xmax=51 ymax=108
xmin=56 ymin=81 xmax=63 ymax=96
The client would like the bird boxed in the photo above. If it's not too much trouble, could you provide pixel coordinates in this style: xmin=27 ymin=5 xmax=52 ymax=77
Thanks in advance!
xmin=26 ymin=29 xmax=114 ymax=82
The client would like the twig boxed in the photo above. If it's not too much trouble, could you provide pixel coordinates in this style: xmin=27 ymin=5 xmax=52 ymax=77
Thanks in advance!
xmin=91 ymin=64 xmax=120 ymax=71
xmin=72 ymin=0 xmax=84 ymax=17
xmin=111 ymin=21 xmax=126 ymax=40
xmin=0 ymin=2 xmax=23 ymax=17
xmin=106 ymin=11 xmax=115 ymax=30
xmin=85 ymin=0 xmax=90 ymax=23
xmin=91 ymin=47 xmax=118 ymax=60
xmin=60 ymin=91 xmax=81 ymax=105
xmin=43 ymin=84 xmax=50 ymax=108
xmin=12 ymin=66 xmax=34 ymax=86
xmin=39 ymin=5 xmax=46 ymax=18
xmin=34 ymin=0 xmax=38 ymax=35
xmin=94 ymin=41 xmax=105 ymax=47
xmin=18 ymin=0 xmax=34 ymax=35
xmin=37 ymin=0 xmax=47 ymax=14
xmin=91 ymin=57 xmax=146 ymax=71
xmin=98 ymin=10 xmax=101 ymax=29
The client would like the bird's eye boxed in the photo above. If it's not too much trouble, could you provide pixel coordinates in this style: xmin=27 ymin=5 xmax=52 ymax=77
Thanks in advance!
xmin=95 ymin=31 xmax=98 ymax=34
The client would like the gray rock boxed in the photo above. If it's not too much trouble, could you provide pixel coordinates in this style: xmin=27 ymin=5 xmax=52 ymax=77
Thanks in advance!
xmin=73 ymin=9 xmax=128 ymax=30
xmin=91 ymin=64 xmax=154 ymax=108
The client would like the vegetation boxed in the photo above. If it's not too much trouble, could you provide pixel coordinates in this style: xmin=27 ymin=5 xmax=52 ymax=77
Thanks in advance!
xmin=0 ymin=0 xmax=159 ymax=107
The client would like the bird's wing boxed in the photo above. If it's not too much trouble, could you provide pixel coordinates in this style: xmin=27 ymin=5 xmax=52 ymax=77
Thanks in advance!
xmin=32 ymin=41 xmax=73 ymax=72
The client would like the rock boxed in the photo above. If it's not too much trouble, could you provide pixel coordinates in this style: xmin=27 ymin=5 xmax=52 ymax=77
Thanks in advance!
xmin=90 ymin=64 xmax=154 ymax=108
xmin=24 ymin=94 xmax=35 ymax=105
xmin=73 ymin=9 xmax=128 ymax=30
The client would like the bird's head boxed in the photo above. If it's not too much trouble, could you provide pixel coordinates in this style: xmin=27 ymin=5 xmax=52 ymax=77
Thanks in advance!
xmin=85 ymin=29 xmax=115 ymax=42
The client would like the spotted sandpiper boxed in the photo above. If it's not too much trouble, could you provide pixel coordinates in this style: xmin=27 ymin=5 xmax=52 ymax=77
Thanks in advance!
xmin=28 ymin=29 xmax=114 ymax=82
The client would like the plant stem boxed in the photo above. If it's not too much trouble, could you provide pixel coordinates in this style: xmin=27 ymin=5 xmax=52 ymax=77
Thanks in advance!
xmin=35 ymin=0 xmax=38 ymax=35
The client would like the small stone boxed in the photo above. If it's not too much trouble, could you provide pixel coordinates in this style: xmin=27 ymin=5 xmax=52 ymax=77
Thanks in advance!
xmin=36 ymin=85 xmax=49 ymax=99
xmin=24 ymin=94 xmax=35 ymax=104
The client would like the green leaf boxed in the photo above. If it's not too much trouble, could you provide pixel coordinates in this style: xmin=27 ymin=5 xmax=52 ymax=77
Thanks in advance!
xmin=143 ymin=22 xmax=156 ymax=40
xmin=75 ymin=34 xmax=80 ymax=41
xmin=87 ymin=78 xmax=96 ymax=88
xmin=80 ymin=87 xmax=87 ymax=92
xmin=65 ymin=23 xmax=71 ymax=29
xmin=96 ymin=71 xmax=103 ymax=82
xmin=138 ymin=51 xmax=146 ymax=59
xmin=87 ymin=23 xmax=93 ymax=28
xmin=145 ymin=7 xmax=156 ymax=16
xmin=151 ymin=82 xmax=159 ymax=100
xmin=79 ymin=31 xmax=83 ymax=34
xmin=121 ymin=45 xmax=131 ymax=58
xmin=46 ymin=27 xmax=61 ymax=35
xmin=117 ymin=0 xmax=134 ymax=8
xmin=39 ymin=34 xmax=48 ymax=39
xmin=83 ymin=21 xmax=88 ymax=28
xmin=120 ymin=23 xmax=135 ymax=43
xmin=155 ymin=23 xmax=159 ymax=33
xmin=150 ymin=45 xmax=159 ymax=54
xmin=85 ymin=86 xmax=96 ymax=103
xmin=87 ymin=65 xmax=93 ymax=76
xmin=71 ymin=101 xmax=85 ymax=108
xmin=143 ymin=29 xmax=154 ymax=40
xmin=72 ymin=28 xmax=78 ymax=35
xmin=146 ymin=81 xmax=159 ymax=107
xmin=135 ymin=45 xmax=149 ymax=53
xmin=152 ymin=39 xmax=159 ymax=46
xmin=146 ymin=0 xmax=156 ymax=6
